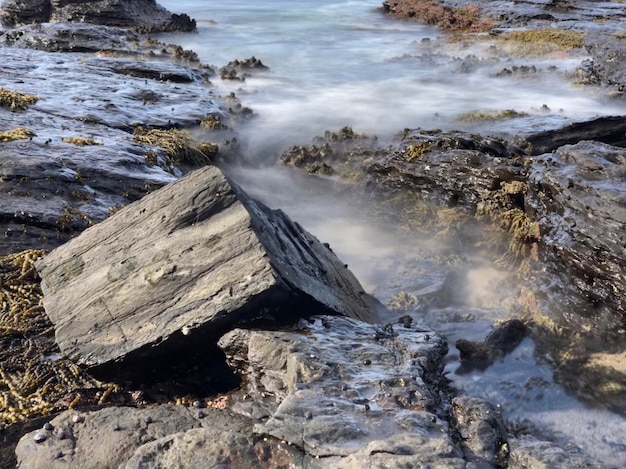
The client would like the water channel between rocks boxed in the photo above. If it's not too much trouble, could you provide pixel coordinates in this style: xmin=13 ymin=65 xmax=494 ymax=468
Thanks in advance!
xmin=156 ymin=0 xmax=626 ymax=465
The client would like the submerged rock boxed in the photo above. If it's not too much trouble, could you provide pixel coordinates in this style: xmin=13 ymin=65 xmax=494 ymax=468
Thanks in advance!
xmin=0 ymin=0 xmax=196 ymax=32
xmin=35 ymin=166 xmax=380 ymax=382
xmin=456 ymin=319 xmax=528 ymax=371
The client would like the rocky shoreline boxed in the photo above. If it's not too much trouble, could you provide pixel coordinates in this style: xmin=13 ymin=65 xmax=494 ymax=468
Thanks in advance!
xmin=1 ymin=0 xmax=625 ymax=467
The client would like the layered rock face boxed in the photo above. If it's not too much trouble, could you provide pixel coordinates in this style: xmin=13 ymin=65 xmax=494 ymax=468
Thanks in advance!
xmin=527 ymin=140 xmax=626 ymax=339
xmin=35 ymin=166 xmax=380 ymax=381
xmin=0 ymin=0 xmax=196 ymax=31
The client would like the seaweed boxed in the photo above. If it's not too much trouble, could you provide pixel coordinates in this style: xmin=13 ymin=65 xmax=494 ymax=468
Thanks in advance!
xmin=61 ymin=137 xmax=103 ymax=146
xmin=0 ymin=250 xmax=105 ymax=428
xmin=0 ymin=128 xmax=36 ymax=142
xmin=132 ymin=127 xmax=217 ymax=166
xmin=0 ymin=88 xmax=39 ymax=111
xmin=498 ymin=29 xmax=584 ymax=57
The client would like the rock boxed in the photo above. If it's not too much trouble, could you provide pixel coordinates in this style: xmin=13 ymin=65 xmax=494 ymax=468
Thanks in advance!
xmin=515 ymin=116 xmax=626 ymax=156
xmin=0 ymin=0 xmax=49 ymax=25
xmin=219 ymin=56 xmax=269 ymax=81
xmin=527 ymin=140 xmax=626 ymax=340
xmin=219 ymin=316 xmax=467 ymax=467
xmin=282 ymin=127 xmax=526 ymax=211
xmin=508 ymin=435 xmax=611 ymax=468
xmin=580 ymin=29 xmax=626 ymax=94
xmin=123 ymin=426 xmax=305 ymax=469
xmin=451 ymin=396 xmax=509 ymax=467
xmin=15 ymin=405 xmax=250 ymax=469
xmin=455 ymin=319 xmax=528 ymax=371
xmin=35 ymin=166 xmax=380 ymax=382
xmin=0 ymin=0 xmax=196 ymax=32
xmin=0 ymin=44 xmax=222 ymax=255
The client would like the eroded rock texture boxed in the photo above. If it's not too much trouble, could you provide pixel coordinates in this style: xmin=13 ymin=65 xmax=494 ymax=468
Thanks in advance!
xmin=527 ymin=140 xmax=626 ymax=339
xmin=35 ymin=166 xmax=380 ymax=381
xmin=219 ymin=316 xmax=468 ymax=468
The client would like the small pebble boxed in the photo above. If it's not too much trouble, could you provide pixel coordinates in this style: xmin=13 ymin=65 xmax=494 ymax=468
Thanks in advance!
xmin=197 ymin=410 xmax=205 ymax=419
xmin=363 ymin=404 xmax=370 ymax=413
xmin=57 ymin=430 xmax=69 ymax=440
xmin=33 ymin=433 xmax=47 ymax=443
xmin=304 ymin=411 xmax=313 ymax=420
xmin=54 ymin=450 xmax=64 ymax=459
xmin=192 ymin=400 xmax=202 ymax=408
xmin=43 ymin=422 xmax=54 ymax=431
xmin=71 ymin=415 xmax=84 ymax=424
xmin=113 ymin=423 xmax=121 ymax=431
xmin=363 ymin=359 xmax=372 ymax=366
xmin=144 ymin=416 xmax=153 ymax=424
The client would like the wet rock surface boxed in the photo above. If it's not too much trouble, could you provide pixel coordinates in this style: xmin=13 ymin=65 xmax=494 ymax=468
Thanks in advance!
xmin=15 ymin=316 xmax=606 ymax=468
xmin=2 ymin=0 xmax=626 ymax=467
xmin=527 ymin=140 xmax=626 ymax=340
xmin=0 ymin=28 xmax=224 ymax=255
xmin=36 ymin=165 xmax=380 ymax=381
xmin=456 ymin=319 xmax=528 ymax=371
xmin=0 ymin=0 xmax=196 ymax=32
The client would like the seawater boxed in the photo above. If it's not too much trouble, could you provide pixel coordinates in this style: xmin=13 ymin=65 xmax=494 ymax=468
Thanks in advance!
xmin=158 ymin=0 xmax=626 ymax=465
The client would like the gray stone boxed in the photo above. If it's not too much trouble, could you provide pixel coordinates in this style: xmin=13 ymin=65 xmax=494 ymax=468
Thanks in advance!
xmin=0 ymin=0 xmax=196 ymax=32
xmin=0 ymin=44 xmax=220 ymax=255
xmin=123 ymin=427 xmax=305 ymax=469
xmin=15 ymin=405 xmax=248 ymax=469
xmin=451 ymin=396 xmax=508 ymax=467
xmin=515 ymin=116 xmax=626 ymax=156
xmin=35 ymin=166 xmax=379 ymax=380
xmin=527 ymin=140 xmax=626 ymax=340
xmin=219 ymin=316 xmax=467 ymax=466
xmin=508 ymin=435 xmax=612 ymax=469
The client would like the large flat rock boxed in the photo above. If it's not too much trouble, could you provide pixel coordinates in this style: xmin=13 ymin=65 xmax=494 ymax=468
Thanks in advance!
xmin=35 ymin=165 xmax=379 ymax=380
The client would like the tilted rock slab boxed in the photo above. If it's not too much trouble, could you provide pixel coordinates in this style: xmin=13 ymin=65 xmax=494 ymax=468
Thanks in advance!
xmin=35 ymin=165 xmax=379 ymax=379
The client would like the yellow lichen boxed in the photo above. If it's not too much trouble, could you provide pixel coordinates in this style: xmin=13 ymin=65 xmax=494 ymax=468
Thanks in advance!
xmin=61 ymin=137 xmax=102 ymax=146
xmin=498 ymin=29 xmax=584 ymax=57
xmin=0 ymin=88 xmax=39 ymax=110
xmin=200 ymin=114 xmax=228 ymax=131
xmin=0 ymin=128 xmax=37 ymax=142
xmin=456 ymin=109 xmax=529 ymax=122
xmin=405 ymin=142 xmax=433 ymax=161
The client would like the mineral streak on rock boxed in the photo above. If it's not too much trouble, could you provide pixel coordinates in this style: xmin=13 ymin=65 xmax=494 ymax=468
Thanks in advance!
xmin=35 ymin=166 xmax=380 ymax=381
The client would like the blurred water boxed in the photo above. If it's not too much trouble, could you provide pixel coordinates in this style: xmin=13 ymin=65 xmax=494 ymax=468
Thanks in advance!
xmin=159 ymin=0 xmax=624 ymax=155
xmin=158 ymin=1 xmax=626 ymax=464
